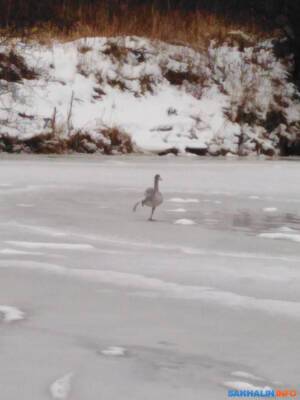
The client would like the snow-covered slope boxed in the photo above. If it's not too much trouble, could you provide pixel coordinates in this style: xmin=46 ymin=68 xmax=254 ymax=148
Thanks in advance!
xmin=0 ymin=36 xmax=299 ymax=155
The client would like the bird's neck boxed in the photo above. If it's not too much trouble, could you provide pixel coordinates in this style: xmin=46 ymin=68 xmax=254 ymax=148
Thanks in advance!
xmin=154 ymin=179 xmax=159 ymax=191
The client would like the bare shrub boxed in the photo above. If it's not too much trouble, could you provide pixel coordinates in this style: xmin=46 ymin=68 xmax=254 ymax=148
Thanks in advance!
xmin=68 ymin=132 xmax=100 ymax=153
xmin=0 ymin=132 xmax=66 ymax=154
xmin=107 ymin=78 xmax=127 ymax=91
xmin=0 ymin=50 xmax=38 ymax=82
xmin=103 ymin=43 xmax=128 ymax=61
xmin=76 ymin=61 xmax=89 ymax=77
xmin=164 ymin=69 xmax=199 ymax=85
xmin=101 ymin=127 xmax=133 ymax=154
xmin=24 ymin=133 xmax=67 ymax=154
xmin=92 ymin=86 xmax=106 ymax=100
xmin=139 ymin=75 xmax=154 ymax=94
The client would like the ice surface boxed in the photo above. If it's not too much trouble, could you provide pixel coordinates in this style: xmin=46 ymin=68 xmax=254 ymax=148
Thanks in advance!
xmin=0 ymin=155 xmax=299 ymax=399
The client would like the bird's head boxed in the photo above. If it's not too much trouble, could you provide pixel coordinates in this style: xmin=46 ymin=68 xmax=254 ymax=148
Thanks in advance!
xmin=155 ymin=174 xmax=162 ymax=182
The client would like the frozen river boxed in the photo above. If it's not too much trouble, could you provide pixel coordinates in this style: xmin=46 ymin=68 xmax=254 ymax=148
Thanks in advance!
xmin=0 ymin=155 xmax=299 ymax=399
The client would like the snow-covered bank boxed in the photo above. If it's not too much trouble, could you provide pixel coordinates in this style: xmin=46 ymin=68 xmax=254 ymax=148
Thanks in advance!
xmin=0 ymin=35 xmax=300 ymax=155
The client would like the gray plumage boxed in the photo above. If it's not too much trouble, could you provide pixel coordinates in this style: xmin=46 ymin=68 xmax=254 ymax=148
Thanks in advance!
xmin=133 ymin=174 xmax=163 ymax=221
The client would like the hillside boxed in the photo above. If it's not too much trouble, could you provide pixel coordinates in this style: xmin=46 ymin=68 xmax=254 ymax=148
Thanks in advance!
xmin=0 ymin=35 xmax=299 ymax=156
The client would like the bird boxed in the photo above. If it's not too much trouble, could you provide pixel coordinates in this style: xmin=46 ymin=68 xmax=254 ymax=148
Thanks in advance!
xmin=133 ymin=174 xmax=163 ymax=221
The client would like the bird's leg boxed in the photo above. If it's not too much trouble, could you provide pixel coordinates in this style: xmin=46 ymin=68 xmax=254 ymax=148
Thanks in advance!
xmin=148 ymin=207 xmax=155 ymax=221
xmin=133 ymin=201 xmax=141 ymax=212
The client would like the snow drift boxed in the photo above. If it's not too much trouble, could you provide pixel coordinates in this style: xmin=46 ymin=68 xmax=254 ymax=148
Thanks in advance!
xmin=0 ymin=35 xmax=299 ymax=156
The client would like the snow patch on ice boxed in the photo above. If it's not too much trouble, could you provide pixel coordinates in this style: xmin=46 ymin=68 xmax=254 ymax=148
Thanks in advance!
xmin=0 ymin=248 xmax=43 ymax=255
xmin=0 ymin=305 xmax=25 ymax=322
xmin=174 ymin=219 xmax=196 ymax=225
xmin=231 ymin=371 xmax=264 ymax=382
xmin=50 ymin=373 xmax=73 ymax=399
xmin=180 ymin=248 xmax=206 ymax=255
xmin=168 ymin=198 xmax=199 ymax=203
xmin=259 ymin=233 xmax=300 ymax=243
xmin=224 ymin=381 xmax=272 ymax=392
xmin=4 ymin=222 xmax=67 ymax=237
xmin=263 ymin=207 xmax=277 ymax=212
xmin=279 ymin=226 xmax=298 ymax=233
xmin=166 ymin=208 xmax=187 ymax=213
xmin=6 ymin=241 xmax=94 ymax=250
xmin=100 ymin=346 xmax=127 ymax=356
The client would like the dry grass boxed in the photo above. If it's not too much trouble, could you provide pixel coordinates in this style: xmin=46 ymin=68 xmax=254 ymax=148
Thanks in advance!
xmin=0 ymin=127 xmax=134 ymax=155
xmin=3 ymin=5 xmax=274 ymax=49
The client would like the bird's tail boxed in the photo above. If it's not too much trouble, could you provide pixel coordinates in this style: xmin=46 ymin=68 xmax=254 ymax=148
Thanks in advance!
xmin=133 ymin=201 xmax=141 ymax=212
